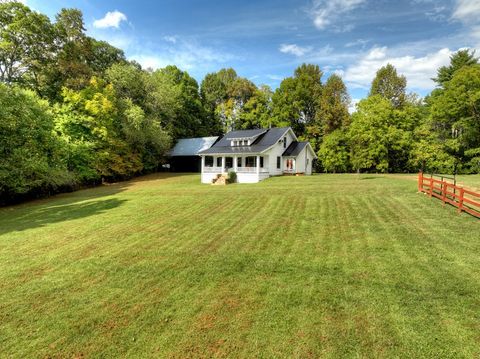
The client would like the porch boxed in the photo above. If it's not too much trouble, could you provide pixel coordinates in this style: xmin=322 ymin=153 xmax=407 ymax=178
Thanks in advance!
xmin=201 ymin=155 xmax=269 ymax=183
xmin=202 ymin=155 xmax=269 ymax=174
xmin=283 ymin=157 xmax=298 ymax=174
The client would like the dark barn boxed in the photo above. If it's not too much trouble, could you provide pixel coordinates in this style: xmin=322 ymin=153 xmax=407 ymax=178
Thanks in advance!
xmin=168 ymin=137 xmax=219 ymax=172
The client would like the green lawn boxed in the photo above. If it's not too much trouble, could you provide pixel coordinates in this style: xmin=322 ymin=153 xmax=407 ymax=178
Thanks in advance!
xmin=0 ymin=173 xmax=479 ymax=358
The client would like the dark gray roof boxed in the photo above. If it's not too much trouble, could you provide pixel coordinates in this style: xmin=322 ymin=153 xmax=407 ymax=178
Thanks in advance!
xmin=224 ymin=129 xmax=267 ymax=139
xmin=282 ymin=141 xmax=308 ymax=157
xmin=169 ymin=136 xmax=219 ymax=156
xmin=199 ymin=127 xmax=291 ymax=155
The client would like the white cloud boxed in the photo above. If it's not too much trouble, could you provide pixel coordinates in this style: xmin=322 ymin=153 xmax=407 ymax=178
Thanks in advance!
xmin=345 ymin=39 xmax=370 ymax=48
xmin=309 ymin=0 xmax=365 ymax=30
xmin=348 ymin=98 xmax=361 ymax=113
xmin=279 ymin=43 xmax=312 ymax=56
xmin=267 ymin=74 xmax=284 ymax=81
xmin=425 ymin=5 xmax=448 ymax=21
xmin=93 ymin=10 xmax=127 ymax=29
xmin=130 ymin=55 xmax=168 ymax=70
xmin=344 ymin=46 xmax=456 ymax=91
xmin=129 ymin=39 xmax=235 ymax=72
xmin=472 ymin=26 xmax=480 ymax=40
xmin=452 ymin=0 xmax=480 ymax=23
xmin=163 ymin=35 xmax=177 ymax=44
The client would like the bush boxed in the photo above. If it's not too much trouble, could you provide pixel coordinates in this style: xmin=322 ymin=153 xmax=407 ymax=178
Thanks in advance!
xmin=228 ymin=171 xmax=237 ymax=183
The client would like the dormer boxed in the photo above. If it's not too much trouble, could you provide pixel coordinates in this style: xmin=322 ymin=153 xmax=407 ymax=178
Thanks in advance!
xmin=226 ymin=129 xmax=267 ymax=147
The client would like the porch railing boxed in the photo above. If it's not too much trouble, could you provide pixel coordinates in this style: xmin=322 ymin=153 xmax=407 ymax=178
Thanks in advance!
xmin=204 ymin=166 xmax=269 ymax=174
xmin=237 ymin=167 xmax=269 ymax=173
xmin=203 ymin=166 xmax=223 ymax=173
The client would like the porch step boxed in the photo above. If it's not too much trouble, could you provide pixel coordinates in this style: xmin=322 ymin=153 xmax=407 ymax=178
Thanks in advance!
xmin=283 ymin=172 xmax=305 ymax=176
xmin=212 ymin=174 xmax=229 ymax=185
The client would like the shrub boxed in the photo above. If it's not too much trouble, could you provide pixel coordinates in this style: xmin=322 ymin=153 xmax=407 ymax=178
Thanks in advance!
xmin=228 ymin=171 xmax=237 ymax=183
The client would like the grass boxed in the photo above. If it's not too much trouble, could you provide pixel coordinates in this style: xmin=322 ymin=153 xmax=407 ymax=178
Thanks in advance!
xmin=0 ymin=173 xmax=479 ymax=358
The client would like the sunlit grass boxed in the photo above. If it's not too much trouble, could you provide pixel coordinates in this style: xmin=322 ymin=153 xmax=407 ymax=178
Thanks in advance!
xmin=0 ymin=173 xmax=479 ymax=357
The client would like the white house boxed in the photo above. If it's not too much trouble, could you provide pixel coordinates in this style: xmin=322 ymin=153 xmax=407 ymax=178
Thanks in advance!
xmin=198 ymin=127 xmax=317 ymax=184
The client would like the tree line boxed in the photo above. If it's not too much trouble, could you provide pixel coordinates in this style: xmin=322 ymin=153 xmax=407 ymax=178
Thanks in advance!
xmin=1 ymin=2 xmax=479 ymax=203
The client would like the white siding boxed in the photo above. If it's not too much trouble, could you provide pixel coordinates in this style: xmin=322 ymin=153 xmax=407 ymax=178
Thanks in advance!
xmin=201 ymin=171 xmax=269 ymax=184
xmin=266 ymin=129 xmax=296 ymax=176
xmin=306 ymin=149 xmax=314 ymax=175
xmin=201 ymin=172 xmax=219 ymax=184
xmin=296 ymin=147 xmax=306 ymax=173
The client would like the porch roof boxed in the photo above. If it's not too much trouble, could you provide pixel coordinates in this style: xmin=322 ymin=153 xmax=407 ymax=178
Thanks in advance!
xmin=282 ymin=141 xmax=308 ymax=157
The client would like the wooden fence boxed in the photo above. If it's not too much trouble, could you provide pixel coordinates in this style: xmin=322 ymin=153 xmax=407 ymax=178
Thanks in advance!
xmin=418 ymin=172 xmax=480 ymax=218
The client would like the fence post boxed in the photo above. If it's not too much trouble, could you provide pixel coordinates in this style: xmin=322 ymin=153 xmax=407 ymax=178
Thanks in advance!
xmin=418 ymin=172 xmax=423 ymax=192
xmin=442 ymin=181 xmax=447 ymax=205
xmin=457 ymin=187 xmax=465 ymax=214
xmin=429 ymin=177 xmax=433 ymax=197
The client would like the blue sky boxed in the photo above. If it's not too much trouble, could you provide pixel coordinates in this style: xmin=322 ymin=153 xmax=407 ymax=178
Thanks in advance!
xmin=25 ymin=0 xmax=480 ymax=104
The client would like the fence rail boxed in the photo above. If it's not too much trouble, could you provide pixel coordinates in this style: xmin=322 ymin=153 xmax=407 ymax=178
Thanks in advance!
xmin=418 ymin=172 xmax=480 ymax=218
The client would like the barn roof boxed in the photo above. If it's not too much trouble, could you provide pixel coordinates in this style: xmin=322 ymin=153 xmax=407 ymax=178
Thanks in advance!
xmin=169 ymin=136 xmax=219 ymax=156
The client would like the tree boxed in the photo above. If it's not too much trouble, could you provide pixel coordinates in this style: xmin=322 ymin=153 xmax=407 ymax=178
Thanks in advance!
xmin=0 ymin=84 xmax=71 ymax=202
xmin=238 ymin=85 xmax=273 ymax=129
xmin=318 ymin=130 xmax=350 ymax=173
xmin=47 ymin=8 xmax=92 ymax=97
xmin=88 ymin=39 xmax=126 ymax=74
xmin=55 ymin=77 xmax=136 ymax=180
xmin=348 ymin=95 xmax=412 ymax=173
xmin=316 ymin=74 xmax=350 ymax=136
xmin=0 ymin=2 xmax=56 ymax=87
xmin=433 ymin=50 xmax=478 ymax=87
xmin=408 ymin=121 xmax=454 ymax=173
xmin=370 ymin=64 xmax=406 ymax=108
xmin=200 ymin=68 xmax=257 ymax=133
xmin=428 ymin=65 xmax=480 ymax=173
xmin=272 ymin=64 xmax=323 ymax=136
xmin=106 ymin=62 xmax=148 ymax=107
xmin=150 ymin=65 xmax=206 ymax=140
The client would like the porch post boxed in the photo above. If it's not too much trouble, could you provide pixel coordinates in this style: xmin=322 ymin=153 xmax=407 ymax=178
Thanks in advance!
xmin=201 ymin=156 xmax=205 ymax=173
xmin=222 ymin=156 xmax=226 ymax=173
xmin=233 ymin=155 xmax=237 ymax=172
xmin=256 ymin=155 xmax=260 ymax=175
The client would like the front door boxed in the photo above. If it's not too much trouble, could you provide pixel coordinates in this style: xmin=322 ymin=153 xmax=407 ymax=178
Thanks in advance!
xmin=285 ymin=158 xmax=295 ymax=172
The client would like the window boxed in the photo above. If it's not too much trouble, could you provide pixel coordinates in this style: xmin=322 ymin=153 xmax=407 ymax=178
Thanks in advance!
xmin=225 ymin=157 xmax=233 ymax=169
xmin=243 ymin=140 xmax=248 ymax=146
xmin=216 ymin=157 xmax=222 ymax=167
xmin=205 ymin=156 xmax=213 ymax=167
xmin=277 ymin=156 xmax=281 ymax=169
xmin=245 ymin=156 xmax=256 ymax=167
xmin=260 ymin=156 xmax=264 ymax=168
xmin=283 ymin=136 xmax=287 ymax=148
xmin=237 ymin=157 xmax=242 ymax=167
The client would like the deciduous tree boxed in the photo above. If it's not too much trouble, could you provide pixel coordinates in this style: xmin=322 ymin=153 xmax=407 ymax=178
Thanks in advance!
xmin=370 ymin=64 xmax=406 ymax=108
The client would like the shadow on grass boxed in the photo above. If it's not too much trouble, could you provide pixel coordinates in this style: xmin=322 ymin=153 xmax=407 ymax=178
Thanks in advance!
xmin=0 ymin=197 xmax=127 ymax=236
xmin=359 ymin=176 xmax=381 ymax=180
xmin=0 ymin=172 xmax=196 ymax=236
xmin=0 ymin=180 xmax=131 ymax=236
